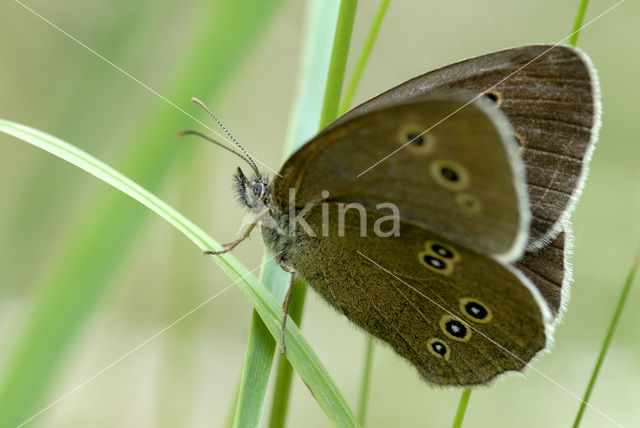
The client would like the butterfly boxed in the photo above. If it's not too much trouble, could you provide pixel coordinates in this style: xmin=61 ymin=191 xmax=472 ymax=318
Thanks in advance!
xmin=189 ymin=45 xmax=599 ymax=386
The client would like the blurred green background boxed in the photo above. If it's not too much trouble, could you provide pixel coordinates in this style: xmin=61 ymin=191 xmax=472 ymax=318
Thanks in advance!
xmin=0 ymin=0 xmax=638 ymax=427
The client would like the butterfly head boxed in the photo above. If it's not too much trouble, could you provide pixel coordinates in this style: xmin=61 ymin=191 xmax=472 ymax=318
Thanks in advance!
xmin=234 ymin=167 xmax=271 ymax=211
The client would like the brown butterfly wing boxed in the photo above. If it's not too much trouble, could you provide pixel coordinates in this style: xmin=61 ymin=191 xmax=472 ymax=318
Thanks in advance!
xmin=329 ymin=45 xmax=599 ymax=248
xmin=515 ymin=230 xmax=568 ymax=320
xmin=274 ymin=98 xmax=529 ymax=262
xmin=286 ymin=205 xmax=550 ymax=386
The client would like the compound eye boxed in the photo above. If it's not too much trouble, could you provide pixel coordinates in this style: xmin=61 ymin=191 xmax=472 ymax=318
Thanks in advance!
xmin=251 ymin=182 xmax=265 ymax=199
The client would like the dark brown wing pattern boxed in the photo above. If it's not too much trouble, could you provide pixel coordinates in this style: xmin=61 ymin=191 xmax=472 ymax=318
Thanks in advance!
xmin=330 ymin=45 xmax=599 ymax=247
xmin=286 ymin=206 xmax=550 ymax=386
xmin=275 ymin=99 xmax=529 ymax=262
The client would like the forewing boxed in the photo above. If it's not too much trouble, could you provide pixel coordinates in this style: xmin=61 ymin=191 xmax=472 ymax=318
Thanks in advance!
xmin=275 ymin=98 xmax=529 ymax=262
xmin=328 ymin=45 xmax=599 ymax=247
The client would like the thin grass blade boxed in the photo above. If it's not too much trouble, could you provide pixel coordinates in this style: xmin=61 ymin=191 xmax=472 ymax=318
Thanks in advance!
xmin=0 ymin=2 xmax=284 ymax=426
xmin=268 ymin=1 xmax=359 ymax=426
xmin=572 ymin=245 xmax=640 ymax=428
xmin=568 ymin=0 xmax=591 ymax=46
xmin=357 ymin=336 xmax=375 ymax=425
xmin=231 ymin=1 xmax=340 ymax=426
xmin=451 ymin=389 xmax=472 ymax=428
xmin=318 ymin=0 xmax=359 ymax=129
xmin=0 ymin=119 xmax=358 ymax=427
xmin=339 ymin=0 xmax=390 ymax=115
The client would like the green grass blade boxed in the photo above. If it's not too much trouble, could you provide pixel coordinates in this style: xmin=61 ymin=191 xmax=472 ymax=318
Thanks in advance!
xmin=318 ymin=0 xmax=359 ymax=129
xmin=225 ymin=382 xmax=241 ymax=428
xmin=0 ymin=1 xmax=284 ymax=426
xmin=269 ymin=353 xmax=297 ymax=428
xmin=568 ymin=0 xmax=590 ymax=46
xmin=232 ymin=1 xmax=340 ymax=426
xmin=232 ymin=311 xmax=275 ymax=428
xmin=0 ymin=119 xmax=358 ymax=427
xmin=283 ymin=0 xmax=341 ymax=155
xmin=268 ymin=278 xmax=308 ymax=428
xmin=268 ymin=1 xmax=360 ymax=426
xmin=357 ymin=336 xmax=375 ymax=425
xmin=338 ymin=2 xmax=392 ymax=421
xmin=572 ymin=245 xmax=640 ymax=428
xmin=451 ymin=389 xmax=472 ymax=428
xmin=0 ymin=1 xmax=161 ymax=292
xmin=339 ymin=0 xmax=390 ymax=115
xmin=232 ymin=261 xmax=289 ymax=428
xmin=0 ymin=119 xmax=243 ymax=279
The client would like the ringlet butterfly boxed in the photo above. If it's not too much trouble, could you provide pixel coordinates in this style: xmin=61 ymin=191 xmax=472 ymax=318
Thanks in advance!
xmin=187 ymin=45 xmax=600 ymax=386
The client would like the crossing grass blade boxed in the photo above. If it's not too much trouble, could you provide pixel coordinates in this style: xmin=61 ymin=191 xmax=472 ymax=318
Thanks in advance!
xmin=0 ymin=1 xmax=284 ymax=425
xmin=268 ymin=1 xmax=361 ymax=426
xmin=231 ymin=1 xmax=341 ymax=426
xmin=0 ymin=118 xmax=358 ymax=427
xmin=572 ymin=245 xmax=640 ymax=428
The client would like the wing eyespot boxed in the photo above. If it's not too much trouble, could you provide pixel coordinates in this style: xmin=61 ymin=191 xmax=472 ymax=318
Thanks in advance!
xmin=424 ymin=255 xmax=445 ymax=269
xmin=418 ymin=254 xmax=452 ymax=275
xmin=432 ymin=244 xmax=453 ymax=258
xmin=439 ymin=315 xmax=472 ymax=342
xmin=459 ymin=298 xmax=493 ymax=323
xmin=418 ymin=241 xmax=460 ymax=275
xmin=426 ymin=240 xmax=461 ymax=262
xmin=483 ymin=90 xmax=502 ymax=107
xmin=430 ymin=160 xmax=470 ymax=190
xmin=455 ymin=193 xmax=482 ymax=213
xmin=397 ymin=124 xmax=435 ymax=155
xmin=419 ymin=253 xmax=451 ymax=275
xmin=407 ymin=132 xmax=424 ymax=145
xmin=427 ymin=338 xmax=451 ymax=360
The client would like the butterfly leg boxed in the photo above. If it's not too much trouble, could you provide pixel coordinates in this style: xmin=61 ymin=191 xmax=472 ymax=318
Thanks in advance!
xmin=279 ymin=261 xmax=297 ymax=354
xmin=204 ymin=221 xmax=257 ymax=256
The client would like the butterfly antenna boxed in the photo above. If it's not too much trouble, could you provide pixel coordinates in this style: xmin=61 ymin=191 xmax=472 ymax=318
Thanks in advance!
xmin=176 ymin=130 xmax=256 ymax=168
xmin=190 ymin=97 xmax=260 ymax=176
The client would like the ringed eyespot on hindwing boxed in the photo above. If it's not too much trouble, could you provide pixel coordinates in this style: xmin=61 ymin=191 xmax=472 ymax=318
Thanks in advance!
xmin=459 ymin=297 xmax=493 ymax=323
xmin=439 ymin=315 xmax=472 ymax=342
xmin=427 ymin=337 xmax=451 ymax=360
xmin=418 ymin=241 xmax=460 ymax=275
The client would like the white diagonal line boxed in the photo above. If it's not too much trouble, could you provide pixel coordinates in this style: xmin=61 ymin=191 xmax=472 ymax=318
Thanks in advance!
xmin=357 ymin=251 xmax=623 ymax=428
xmin=357 ymin=0 xmax=624 ymax=178
xmin=16 ymin=251 xmax=283 ymax=428
xmin=12 ymin=0 xmax=281 ymax=177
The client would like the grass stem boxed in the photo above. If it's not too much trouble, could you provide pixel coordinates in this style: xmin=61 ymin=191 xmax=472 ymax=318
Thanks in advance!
xmin=568 ymin=0 xmax=590 ymax=46
xmin=318 ymin=0 xmax=359 ymax=129
xmin=572 ymin=245 xmax=640 ymax=428
xmin=268 ymin=279 xmax=308 ymax=428
xmin=268 ymin=1 xmax=358 ymax=426
xmin=357 ymin=336 xmax=375 ymax=425
xmin=451 ymin=389 xmax=472 ymax=428
xmin=339 ymin=0 xmax=390 ymax=115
